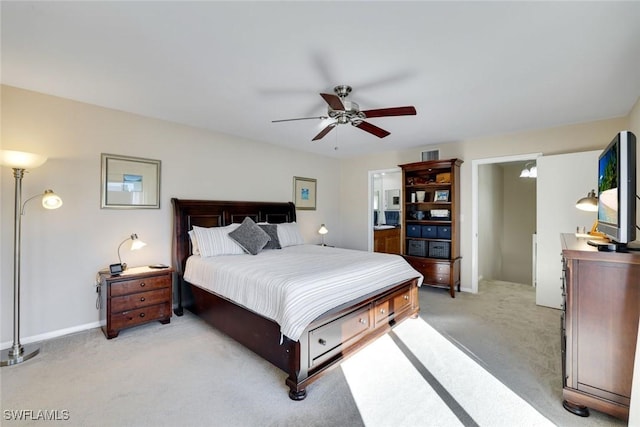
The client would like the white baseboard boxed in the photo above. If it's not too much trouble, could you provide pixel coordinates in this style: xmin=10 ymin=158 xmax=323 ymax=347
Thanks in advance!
xmin=1 ymin=321 xmax=101 ymax=350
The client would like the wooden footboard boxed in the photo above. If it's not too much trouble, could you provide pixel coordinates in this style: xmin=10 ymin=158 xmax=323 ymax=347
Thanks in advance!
xmin=188 ymin=277 xmax=419 ymax=400
xmin=288 ymin=277 xmax=419 ymax=399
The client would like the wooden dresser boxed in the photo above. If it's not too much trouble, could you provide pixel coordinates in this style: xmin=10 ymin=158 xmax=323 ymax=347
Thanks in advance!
xmin=561 ymin=234 xmax=639 ymax=420
xmin=99 ymin=266 xmax=173 ymax=339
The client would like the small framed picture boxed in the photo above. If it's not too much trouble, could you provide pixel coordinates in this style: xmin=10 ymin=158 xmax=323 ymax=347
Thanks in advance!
xmin=293 ymin=176 xmax=317 ymax=210
xmin=434 ymin=189 xmax=449 ymax=202
xmin=101 ymin=153 xmax=161 ymax=209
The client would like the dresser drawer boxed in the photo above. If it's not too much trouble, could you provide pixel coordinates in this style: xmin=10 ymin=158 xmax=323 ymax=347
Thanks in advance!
xmin=110 ymin=288 xmax=171 ymax=313
xmin=427 ymin=268 xmax=450 ymax=285
xmin=407 ymin=258 xmax=450 ymax=284
xmin=110 ymin=303 xmax=171 ymax=331
xmin=374 ymin=288 xmax=414 ymax=325
xmin=110 ymin=275 xmax=170 ymax=296
xmin=309 ymin=305 xmax=370 ymax=367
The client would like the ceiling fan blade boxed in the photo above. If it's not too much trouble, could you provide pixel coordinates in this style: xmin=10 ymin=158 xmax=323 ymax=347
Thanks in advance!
xmin=361 ymin=106 xmax=417 ymax=118
xmin=272 ymin=116 xmax=327 ymax=123
xmin=312 ymin=124 xmax=336 ymax=141
xmin=353 ymin=121 xmax=390 ymax=138
xmin=320 ymin=93 xmax=345 ymax=111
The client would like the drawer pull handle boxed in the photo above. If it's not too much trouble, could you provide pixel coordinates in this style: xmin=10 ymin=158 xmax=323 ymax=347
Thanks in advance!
xmin=380 ymin=309 xmax=385 ymax=314
xmin=140 ymin=297 xmax=146 ymax=302
xmin=403 ymin=295 xmax=409 ymax=300
xmin=318 ymin=338 xmax=326 ymax=346
xmin=139 ymin=282 xmax=146 ymax=287
xmin=359 ymin=318 xmax=367 ymax=324
xmin=139 ymin=313 xmax=145 ymax=318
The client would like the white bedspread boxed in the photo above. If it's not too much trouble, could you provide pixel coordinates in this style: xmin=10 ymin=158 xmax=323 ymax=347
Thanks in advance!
xmin=184 ymin=245 xmax=423 ymax=341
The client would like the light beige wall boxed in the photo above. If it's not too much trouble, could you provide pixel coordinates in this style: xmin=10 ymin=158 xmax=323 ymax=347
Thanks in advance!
xmin=478 ymin=164 xmax=502 ymax=281
xmin=340 ymin=117 xmax=629 ymax=293
xmin=501 ymin=163 xmax=536 ymax=285
xmin=0 ymin=85 xmax=342 ymax=343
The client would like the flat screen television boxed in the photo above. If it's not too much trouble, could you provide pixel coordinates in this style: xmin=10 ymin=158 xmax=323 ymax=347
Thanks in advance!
xmin=596 ymin=131 xmax=637 ymax=245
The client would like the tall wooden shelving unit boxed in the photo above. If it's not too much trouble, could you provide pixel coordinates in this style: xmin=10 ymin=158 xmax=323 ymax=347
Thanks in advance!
xmin=399 ymin=159 xmax=462 ymax=297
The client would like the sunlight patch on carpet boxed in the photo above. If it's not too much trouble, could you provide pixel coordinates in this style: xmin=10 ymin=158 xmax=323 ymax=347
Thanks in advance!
xmin=393 ymin=318 xmax=555 ymax=427
xmin=341 ymin=334 xmax=464 ymax=427
xmin=342 ymin=318 xmax=554 ymax=426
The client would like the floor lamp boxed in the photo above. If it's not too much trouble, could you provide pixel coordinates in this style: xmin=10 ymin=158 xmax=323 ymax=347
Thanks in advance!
xmin=0 ymin=150 xmax=63 ymax=367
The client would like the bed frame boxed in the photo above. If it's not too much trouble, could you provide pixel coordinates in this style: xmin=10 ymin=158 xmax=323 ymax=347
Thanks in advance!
xmin=172 ymin=198 xmax=420 ymax=400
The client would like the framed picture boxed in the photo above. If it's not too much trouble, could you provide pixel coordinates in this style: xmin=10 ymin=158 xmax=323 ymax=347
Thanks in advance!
xmin=293 ymin=176 xmax=317 ymax=210
xmin=101 ymin=153 xmax=161 ymax=209
xmin=434 ymin=189 xmax=449 ymax=202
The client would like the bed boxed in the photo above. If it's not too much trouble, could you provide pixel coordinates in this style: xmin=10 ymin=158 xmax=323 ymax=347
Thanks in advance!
xmin=172 ymin=198 xmax=422 ymax=400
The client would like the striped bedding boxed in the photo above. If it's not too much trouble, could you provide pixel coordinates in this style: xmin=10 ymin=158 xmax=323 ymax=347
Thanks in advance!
xmin=184 ymin=245 xmax=423 ymax=341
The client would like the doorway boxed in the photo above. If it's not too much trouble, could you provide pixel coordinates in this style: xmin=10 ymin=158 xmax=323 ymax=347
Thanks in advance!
xmin=471 ymin=153 xmax=540 ymax=294
xmin=368 ymin=168 xmax=402 ymax=252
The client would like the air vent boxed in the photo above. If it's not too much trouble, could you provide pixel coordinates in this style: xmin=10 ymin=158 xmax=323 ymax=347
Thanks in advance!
xmin=421 ymin=150 xmax=439 ymax=161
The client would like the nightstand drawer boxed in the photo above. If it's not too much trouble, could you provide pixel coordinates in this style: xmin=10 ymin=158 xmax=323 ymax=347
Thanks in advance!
xmin=110 ymin=275 xmax=170 ymax=296
xmin=99 ymin=266 xmax=173 ymax=339
xmin=110 ymin=303 xmax=171 ymax=330
xmin=110 ymin=288 xmax=171 ymax=313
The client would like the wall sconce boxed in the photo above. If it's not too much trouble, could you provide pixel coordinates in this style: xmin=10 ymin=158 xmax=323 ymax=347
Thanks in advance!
xmin=110 ymin=234 xmax=147 ymax=274
xmin=519 ymin=162 xmax=537 ymax=178
xmin=318 ymin=224 xmax=328 ymax=246
xmin=0 ymin=150 xmax=63 ymax=366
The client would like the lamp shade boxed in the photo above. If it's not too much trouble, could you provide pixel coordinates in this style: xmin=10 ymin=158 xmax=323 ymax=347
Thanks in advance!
xmin=0 ymin=150 xmax=47 ymax=169
xmin=318 ymin=224 xmax=328 ymax=235
xmin=130 ymin=234 xmax=147 ymax=251
xmin=41 ymin=190 xmax=63 ymax=209
xmin=576 ymin=190 xmax=598 ymax=212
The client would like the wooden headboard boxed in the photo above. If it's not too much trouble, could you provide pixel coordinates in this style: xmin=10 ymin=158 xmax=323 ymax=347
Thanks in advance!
xmin=171 ymin=198 xmax=296 ymax=316
xmin=171 ymin=198 xmax=296 ymax=277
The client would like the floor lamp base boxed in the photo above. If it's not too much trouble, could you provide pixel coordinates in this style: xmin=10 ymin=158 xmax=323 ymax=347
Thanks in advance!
xmin=0 ymin=344 xmax=40 ymax=367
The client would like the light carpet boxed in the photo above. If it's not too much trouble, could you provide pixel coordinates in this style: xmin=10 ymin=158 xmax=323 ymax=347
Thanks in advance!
xmin=342 ymin=317 xmax=554 ymax=427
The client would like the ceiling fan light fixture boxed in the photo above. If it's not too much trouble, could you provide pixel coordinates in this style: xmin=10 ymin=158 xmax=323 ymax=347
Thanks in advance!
xmin=272 ymin=84 xmax=416 ymax=141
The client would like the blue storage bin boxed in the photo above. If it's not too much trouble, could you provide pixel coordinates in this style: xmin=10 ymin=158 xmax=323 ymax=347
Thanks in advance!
xmin=421 ymin=226 xmax=438 ymax=238
xmin=407 ymin=225 xmax=422 ymax=238
xmin=437 ymin=226 xmax=451 ymax=239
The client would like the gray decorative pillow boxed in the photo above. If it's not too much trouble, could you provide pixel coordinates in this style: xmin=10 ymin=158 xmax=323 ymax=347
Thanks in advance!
xmin=258 ymin=224 xmax=281 ymax=250
xmin=228 ymin=217 xmax=271 ymax=255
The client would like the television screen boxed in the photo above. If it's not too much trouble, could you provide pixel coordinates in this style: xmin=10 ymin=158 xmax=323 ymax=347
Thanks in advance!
xmin=595 ymin=131 xmax=636 ymax=245
xmin=597 ymin=141 xmax=618 ymax=226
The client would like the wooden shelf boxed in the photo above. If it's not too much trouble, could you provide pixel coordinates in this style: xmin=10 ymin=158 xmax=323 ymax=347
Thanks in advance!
xmin=399 ymin=158 xmax=462 ymax=298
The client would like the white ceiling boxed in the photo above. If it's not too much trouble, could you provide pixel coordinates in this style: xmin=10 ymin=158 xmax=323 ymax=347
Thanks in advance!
xmin=3 ymin=1 xmax=640 ymax=158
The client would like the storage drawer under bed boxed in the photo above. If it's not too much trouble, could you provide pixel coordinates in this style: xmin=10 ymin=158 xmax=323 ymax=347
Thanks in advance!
xmin=308 ymin=305 xmax=371 ymax=368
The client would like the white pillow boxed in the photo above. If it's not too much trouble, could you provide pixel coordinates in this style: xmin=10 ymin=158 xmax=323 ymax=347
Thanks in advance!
xmin=277 ymin=222 xmax=304 ymax=247
xmin=192 ymin=224 xmax=243 ymax=257
xmin=188 ymin=230 xmax=200 ymax=255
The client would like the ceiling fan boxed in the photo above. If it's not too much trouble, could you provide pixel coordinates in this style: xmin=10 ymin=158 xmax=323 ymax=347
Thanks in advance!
xmin=272 ymin=85 xmax=417 ymax=141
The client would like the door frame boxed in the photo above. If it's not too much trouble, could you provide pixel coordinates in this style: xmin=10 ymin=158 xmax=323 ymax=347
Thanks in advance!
xmin=368 ymin=167 xmax=401 ymax=251
xmin=470 ymin=153 xmax=541 ymax=293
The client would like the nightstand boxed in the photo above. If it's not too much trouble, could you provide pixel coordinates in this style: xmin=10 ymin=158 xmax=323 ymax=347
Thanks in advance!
xmin=98 ymin=266 xmax=173 ymax=339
